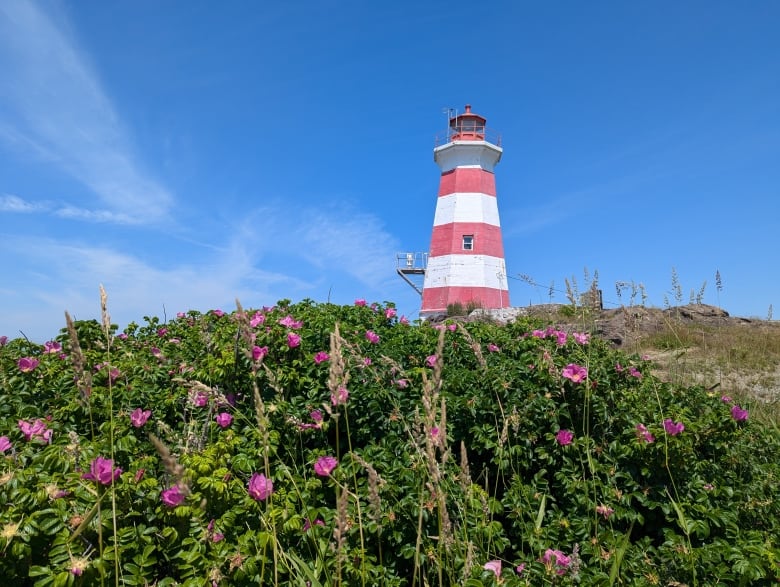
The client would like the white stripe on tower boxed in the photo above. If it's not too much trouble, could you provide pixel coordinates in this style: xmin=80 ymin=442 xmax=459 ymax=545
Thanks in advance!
xmin=421 ymin=105 xmax=510 ymax=316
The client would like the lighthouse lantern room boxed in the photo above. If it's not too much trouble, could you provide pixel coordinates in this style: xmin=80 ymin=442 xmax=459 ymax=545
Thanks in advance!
xmin=413 ymin=104 xmax=511 ymax=317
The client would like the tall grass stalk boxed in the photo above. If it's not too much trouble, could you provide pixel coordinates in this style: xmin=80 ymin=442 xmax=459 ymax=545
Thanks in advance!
xmin=99 ymin=286 xmax=121 ymax=586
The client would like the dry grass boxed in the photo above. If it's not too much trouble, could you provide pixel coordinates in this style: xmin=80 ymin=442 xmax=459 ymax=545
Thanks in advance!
xmin=633 ymin=318 xmax=780 ymax=425
xmin=517 ymin=302 xmax=780 ymax=421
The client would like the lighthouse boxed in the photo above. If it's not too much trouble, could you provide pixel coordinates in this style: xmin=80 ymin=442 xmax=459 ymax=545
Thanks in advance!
xmin=419 ymin=105 xmax=510 ymax=317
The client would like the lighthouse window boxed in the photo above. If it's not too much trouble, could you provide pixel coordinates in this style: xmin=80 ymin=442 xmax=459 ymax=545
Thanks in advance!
xmin=462 ymin=235 xmax=474 ymax=250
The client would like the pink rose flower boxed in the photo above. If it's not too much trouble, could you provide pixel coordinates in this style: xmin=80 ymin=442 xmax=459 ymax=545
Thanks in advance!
xmin=247 ymin=473 xmax=274 ymax=501
xmin=161 ymin=485 xmax=186 ymax=507
xmin=562 ymin=363 xmax=588 ymax=383
xmin=483 ymin=560 xmax=501 ymax=579
xmin=663 ymin=418 xmax=685 ymax=436
xmin=215 ymin=412 xmax=233 ymax=428
xmin=731 ymin=405 xmax=749 ymax=421
xmin=314 ymin=455 xmax=338 ymax=477
xmin=555 ymin=429 xmax=574 ymax=446
xmin=82 ymin=456 xmax=122 ymax=485
xmin=18 ymin=357 xmax=40 ymax=372
xmin=43 ymin=340 xmax=62 ymax=354
xmin=252 ymin=345 xmax=269 ymax=361
xmin=130 ymin=408 xmax=151 ymax=428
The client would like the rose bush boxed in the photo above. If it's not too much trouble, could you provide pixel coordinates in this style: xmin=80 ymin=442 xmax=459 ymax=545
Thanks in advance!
xmin=0 ymin=298 xmax=778 ymax=585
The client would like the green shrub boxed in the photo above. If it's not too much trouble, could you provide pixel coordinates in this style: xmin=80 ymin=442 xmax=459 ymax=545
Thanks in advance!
xmin=0 ymin=300 xmax=778 ymax=585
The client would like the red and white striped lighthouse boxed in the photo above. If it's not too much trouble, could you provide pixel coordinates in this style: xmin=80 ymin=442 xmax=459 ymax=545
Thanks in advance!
xmin=420 ymin=105 xmax=510 ymax=317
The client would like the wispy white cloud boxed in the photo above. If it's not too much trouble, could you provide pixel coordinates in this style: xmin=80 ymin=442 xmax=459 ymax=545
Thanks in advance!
xmin=0 ymin=233 xmax=312 ymax=341
xmin=0 ymin=193 xmax=137 ymax=224
xmin=237 ymin=201 xmax=401 ymax=290
xmin=0 ymin=196 xmax=410 ymax=341
xmin=54 ymin=206 xmax=138 ymax=225
xmin=0 ymin=193 xmax=45 ymax=213
xmin=0 ymin=2 xmax=173 ymax=224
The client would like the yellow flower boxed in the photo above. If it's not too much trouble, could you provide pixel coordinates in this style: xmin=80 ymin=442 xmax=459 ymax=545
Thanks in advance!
xmin=1 ymin=521 xmax=20 ymax=540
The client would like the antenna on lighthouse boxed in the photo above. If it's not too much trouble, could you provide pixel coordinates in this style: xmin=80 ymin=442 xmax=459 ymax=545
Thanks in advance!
xmin=442 ymin=107 xmax=456 ymax=141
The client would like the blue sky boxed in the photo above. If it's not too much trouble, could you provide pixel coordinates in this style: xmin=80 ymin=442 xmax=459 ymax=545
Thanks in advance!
xmin=1 ymin=1 xmax=778 ymax=342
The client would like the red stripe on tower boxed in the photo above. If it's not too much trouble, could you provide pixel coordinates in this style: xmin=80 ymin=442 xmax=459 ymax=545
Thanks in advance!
xmin=421 ymin=105 xmax=510 ymax=316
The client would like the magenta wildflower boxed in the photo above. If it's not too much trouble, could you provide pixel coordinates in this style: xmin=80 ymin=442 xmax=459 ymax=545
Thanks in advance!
xmin=354 ymin=298 xmax=367 ymax=306
xmin=385 ymin=308 xmax=397 ymax=319
xmin=596 ymin=504 xmax=615 ymax=518
xmin=483 ymin=560 xmax=502 ymax=578
xmin=556 ymin=429 xmax=574 ymax=446
xmin=562 ymin=363 xmax=588 ymax=383
xmin=215 ymin=412 xmax=233 ymax=428
xmin=117 ymin=333 xmax=128 ymax=340
xmin=303 ymin=518 xmax=325 ymax=531
xmin=278 ymin=314 xmax=303 ymax=329
xmin=703 ymin=483 xmax=715 ymax=491
xmin=635 ymin=423 xmax=655 ymax=443
xmin=161 ymin=485 xmax=186 ymax=507
xmin=541 ymin=549 xmax=572 ymax=575
xmin=43 ymin=340 xmax=62 ymax=354
xmin=314 ymin=455 xmax=338 ymax=477
xmin=627 ymin=366 xmax=642 ymax=379
xmin=252 ymin=345 xmax=269 ymax=361
xmin=721 ymin=395 xmax=732 ymax=403
xmin=555 ymin=331 xmax=568 ymax=346
xmin=425 ymin=355 xmax=437 ymax=367
xmin=18 ymin=418 xmax=52 ymax=443
xmin=615 ymin=362 xmax=624 ymax=372
xmin=0 ymin=335 xmax=7 ymax=346
xmin=516 ymin=563 xmax=526 ymax=575
xmin=573 ymin=332 xmax=590 ymax=344
xmin=250 ymin=312 xmax=265 ymax=327
xmin=176 ymin=311 xmax=186 ymax=318
xmin=330 ymin=386 xmax=349 ymax=406
xmin=299 ymin=409 xmax=324 ymax=430
xmin=17 ymin=357 xmax=39 ymax=372
xmin=313 ymin=351 xmax=329 ymax=364
xmin=531 ymin=329 xmax=546 ymax=338
xmin=211 ymin=532 xmax=224 ymax=543
xmin=157 ymin=327 xmax=168 ymax=337
xmin=82 ymin=456 xmax=122 ymax=485
xmin=487 ymin=343 xmax=500 ymax=352
xmin=400 ymin=315 xmax=410 ymax=325
xmin=247 ymin=473 xmax=274 ymax=501
xmin=287 ymin=333 xmax=301 ymax=348
xmin=130 ymin=408 xmax=151 ymax=428
xmin=212 ymin=309 xmax=225 ymax=317
xmin=663 ymin=418 xmax=685 ymax=436
xmin=0 ymin=436 xmax=11 ymax=453
xmin=395 ymin=378 xmax=409 ymax=389
xmin=151 ymin=347 xmax=163 ymax=358
xmin=365 ymin=330 xmax=380 ymax=344
xmin=731 ymin=405 xmax=749 ymax=421
xmin=134 ymin=469 xmax=145 ymax=483
xmin=193 ymin=391 xmax=209 ymax=407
